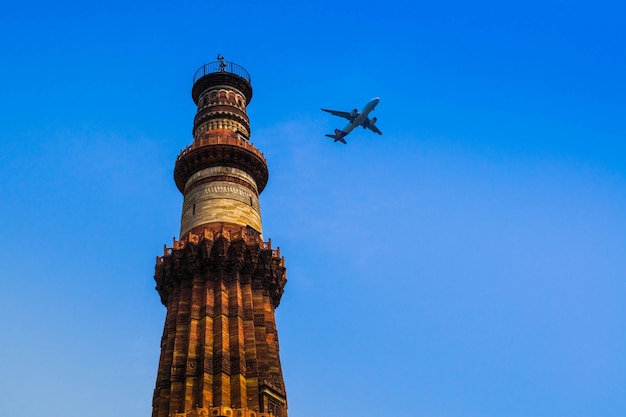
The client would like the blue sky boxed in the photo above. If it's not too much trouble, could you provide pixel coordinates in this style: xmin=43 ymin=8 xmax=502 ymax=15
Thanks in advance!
xmin=1 ymin=1 xmax=625 ymax=416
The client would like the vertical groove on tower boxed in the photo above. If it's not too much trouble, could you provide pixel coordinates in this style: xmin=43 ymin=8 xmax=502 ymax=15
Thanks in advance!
xmin=202 ymin=280 xmax=216 ymax=408
xmin=152 ymin=59 xmax=288 ymax=417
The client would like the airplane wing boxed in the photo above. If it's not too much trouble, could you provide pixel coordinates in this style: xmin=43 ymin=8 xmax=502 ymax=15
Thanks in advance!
xmin=361 ymin=117 xmax=382 ymax=135
xmin=321 ymin=108 xmax=355 ymax=122
xmin=325 ymin=135 xmax=347 ymax=144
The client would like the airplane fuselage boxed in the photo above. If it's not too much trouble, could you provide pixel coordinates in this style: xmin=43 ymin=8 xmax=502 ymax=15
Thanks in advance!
xmin=340 ymin=97 xmax=379 ymax=135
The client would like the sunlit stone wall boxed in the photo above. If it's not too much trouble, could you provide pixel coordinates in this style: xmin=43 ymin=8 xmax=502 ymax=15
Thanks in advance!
xmin=179 ymin=166 xmax=262 ymax=236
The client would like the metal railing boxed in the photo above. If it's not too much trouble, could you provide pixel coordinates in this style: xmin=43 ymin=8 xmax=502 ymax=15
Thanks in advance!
xmin=193 ymin=61 xmax=251 ymax=84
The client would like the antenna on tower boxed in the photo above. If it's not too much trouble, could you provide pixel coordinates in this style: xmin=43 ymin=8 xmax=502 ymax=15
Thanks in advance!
xmin=217 ymin=54 xmax=226 ymax=71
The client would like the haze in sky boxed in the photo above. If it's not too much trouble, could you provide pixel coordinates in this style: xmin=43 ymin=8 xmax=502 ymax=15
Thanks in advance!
xmin=1 ymin=1 xmax=625 ymax=417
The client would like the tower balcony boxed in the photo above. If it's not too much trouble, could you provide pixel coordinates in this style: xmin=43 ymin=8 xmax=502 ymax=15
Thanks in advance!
xmin=174 ymin=132 xmax=269 ymax=194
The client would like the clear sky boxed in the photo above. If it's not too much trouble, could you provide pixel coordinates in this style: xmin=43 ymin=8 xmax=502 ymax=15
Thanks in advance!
xmin=1 ymin=1 xmax=625 ymax=416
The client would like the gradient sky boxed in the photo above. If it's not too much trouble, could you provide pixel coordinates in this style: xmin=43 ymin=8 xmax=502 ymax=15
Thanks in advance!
xmin=1 ymin=1 xmax=625 ymax=417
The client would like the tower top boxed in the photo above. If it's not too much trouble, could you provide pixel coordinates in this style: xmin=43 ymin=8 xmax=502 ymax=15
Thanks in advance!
xmin=175 ymin=57 xmax=267 ymax=237
xmin=191 ymin=59 xmax=253 ymax=105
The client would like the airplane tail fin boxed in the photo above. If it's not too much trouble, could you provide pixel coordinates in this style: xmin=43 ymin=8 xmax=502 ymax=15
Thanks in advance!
xmin=325 ymin=129 xmax=347 ymax=144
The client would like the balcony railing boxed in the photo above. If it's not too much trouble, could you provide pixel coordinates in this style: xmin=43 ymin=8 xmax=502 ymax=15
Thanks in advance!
xmin=176 ymin=134 xmax=266 ymax=163
xmin=193 ymin=61 xmax=251 ymax=84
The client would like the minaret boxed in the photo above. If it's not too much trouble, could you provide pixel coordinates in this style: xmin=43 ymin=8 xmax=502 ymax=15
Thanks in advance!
xmin=152 ymin=58 xmax=288 ymax=417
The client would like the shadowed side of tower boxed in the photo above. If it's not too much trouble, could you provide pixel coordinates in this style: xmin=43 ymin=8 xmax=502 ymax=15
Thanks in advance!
xmin=152 ymin=60 xmax=288 ymax=417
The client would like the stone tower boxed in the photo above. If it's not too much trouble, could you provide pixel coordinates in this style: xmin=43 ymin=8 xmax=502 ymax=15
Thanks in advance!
xmin=152 ymin=59 xmax=288 ymax=417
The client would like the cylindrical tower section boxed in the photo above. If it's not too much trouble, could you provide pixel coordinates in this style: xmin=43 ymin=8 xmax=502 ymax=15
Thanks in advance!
xmin=191 ymin=61 xmax=253 ymax=139
xmin=174 ymin=60 xmax=268 ymax=238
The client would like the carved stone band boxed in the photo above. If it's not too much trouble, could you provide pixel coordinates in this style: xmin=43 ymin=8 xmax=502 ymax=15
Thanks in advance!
xmin=184 ymin=166 xmax=258 ymax=194
xmin=180 ymin=180 xmax=262 ymax=237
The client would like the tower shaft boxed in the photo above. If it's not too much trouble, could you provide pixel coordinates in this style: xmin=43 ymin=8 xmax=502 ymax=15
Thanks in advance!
xmin=152 ymin=60 xmax=287 ymax=417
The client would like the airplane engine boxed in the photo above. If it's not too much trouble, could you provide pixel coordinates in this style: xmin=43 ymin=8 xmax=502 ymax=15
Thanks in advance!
xmin=350 ymin=109 xmax=358 ymax=118
xmin=370 ymin=117 xmax=377 ymax=125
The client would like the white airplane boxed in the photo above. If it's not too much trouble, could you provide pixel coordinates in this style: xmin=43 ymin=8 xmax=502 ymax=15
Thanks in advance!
xmin=322 ymin=97 xmax=382 ymax=144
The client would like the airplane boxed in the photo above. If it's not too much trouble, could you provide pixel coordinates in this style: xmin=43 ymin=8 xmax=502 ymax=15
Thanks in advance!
xmin=322 ymin=97 xmax=382 ymax=144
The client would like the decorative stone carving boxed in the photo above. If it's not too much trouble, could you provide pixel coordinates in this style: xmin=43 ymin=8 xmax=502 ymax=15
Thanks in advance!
xmin=155 ymin=227 xmax=286 ymax=308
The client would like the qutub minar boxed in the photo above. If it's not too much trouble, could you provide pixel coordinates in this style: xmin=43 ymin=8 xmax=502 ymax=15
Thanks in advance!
xmin=152 ymin=58 xmax=288 ymax=417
